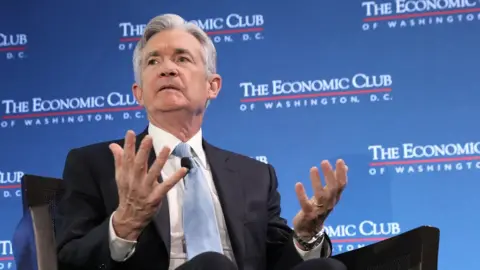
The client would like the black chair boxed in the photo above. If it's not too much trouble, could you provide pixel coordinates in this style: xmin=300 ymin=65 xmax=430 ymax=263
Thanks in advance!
xmin=17 ymin=174 xmax=440 ymax=270
xmin=332 ymin=226 xmax=440 ymax=270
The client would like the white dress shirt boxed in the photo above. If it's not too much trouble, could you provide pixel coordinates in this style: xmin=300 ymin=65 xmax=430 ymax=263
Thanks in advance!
xmin=108 ymin=123 xmax=327 ymax=269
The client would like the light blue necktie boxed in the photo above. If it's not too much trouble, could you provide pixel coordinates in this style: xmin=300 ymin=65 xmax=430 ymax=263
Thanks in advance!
xmin=173 ymin=143 xmax=223 ymax=259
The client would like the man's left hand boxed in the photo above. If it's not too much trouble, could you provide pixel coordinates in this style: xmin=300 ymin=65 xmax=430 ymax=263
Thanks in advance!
xmin=293 ymin=159 xmax=348 ymax=239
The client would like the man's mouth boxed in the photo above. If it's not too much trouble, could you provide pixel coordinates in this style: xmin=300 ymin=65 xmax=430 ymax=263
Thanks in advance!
xmin=159 ymin=84 xmax=181 ymax=92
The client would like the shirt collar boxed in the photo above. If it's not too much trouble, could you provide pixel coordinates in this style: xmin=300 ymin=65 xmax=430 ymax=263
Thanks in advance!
xmin=147 ymin=123 xmax=206 ymax=168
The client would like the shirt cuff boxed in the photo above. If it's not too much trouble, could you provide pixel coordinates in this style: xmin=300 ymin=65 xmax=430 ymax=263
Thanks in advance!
xmin=108 ymin=212 xmax=137 ymax=261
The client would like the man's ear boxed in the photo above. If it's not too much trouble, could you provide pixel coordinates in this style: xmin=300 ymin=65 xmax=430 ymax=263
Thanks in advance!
xmin=207 ymin=74 xmax=222 ymax=100
xmin=132 ymin=83 xmax=144 ymax=106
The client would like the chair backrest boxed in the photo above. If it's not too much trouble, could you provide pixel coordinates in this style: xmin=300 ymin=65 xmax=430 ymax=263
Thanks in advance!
xmin=332 ymin=226 xmax=440 ymax=270
xmin=20 ymin=174 xmax=65 ymax=270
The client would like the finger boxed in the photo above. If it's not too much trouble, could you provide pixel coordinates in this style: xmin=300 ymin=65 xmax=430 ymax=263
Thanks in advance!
xmin=150 ymin=167 xmax=188 ymax=204
xmin=145 ymin=146 xmax=171 ymax=186
xmin=335 ymin=159 xmax=348 ymax=187
xmin=109 ymin=143 xmax=124 ymax=181
xmin=320 ymin=160 xmax=337 ymax=190
xmin=133 ymin=135 xmax=153 ymax=178
xmin=109 ymin=143 xmax=123 ymax=169
xmin=122 ymin=130 xmax=136 ymax=174
xmin=295 ymin=182 xmax=313 ymax=213
xmin=310 ymin=166 xmax=324 ymax=198
xmin=335 ymin=159 xmax=348 ymax=197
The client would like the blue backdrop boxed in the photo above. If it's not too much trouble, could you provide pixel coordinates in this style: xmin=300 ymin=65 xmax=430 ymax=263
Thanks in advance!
xmin=1 ymin=0 xmax=479 ymax=269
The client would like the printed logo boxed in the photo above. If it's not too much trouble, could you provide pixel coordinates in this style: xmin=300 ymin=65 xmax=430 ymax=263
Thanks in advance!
xmin=0 ymin=171 xmax=23 ymax=199
xmin=368 ymin=142 xmax=480 ymax=175
xmin=0 ymin=240 xmax=14 ymax=269
xmin=252 ymin=156 xmax=268 ymax=164
xmin=238 ymin=73 xmax=393 ymax=112
xmin=361 ymin=0 xmax=480 ymax=31
xmin=325 ymin=220 xmax=401 ymax=254
xmin=119 ymin=13 xmax=265 ymax=51
xmin=0 ymin=32 xmax=27 ymax=60
xmin=0 ymin=92 xmax=146 ymax=129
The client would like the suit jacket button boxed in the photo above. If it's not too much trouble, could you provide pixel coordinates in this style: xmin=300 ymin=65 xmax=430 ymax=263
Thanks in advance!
xmin=98 ymin=264 xmax=106 ymax=269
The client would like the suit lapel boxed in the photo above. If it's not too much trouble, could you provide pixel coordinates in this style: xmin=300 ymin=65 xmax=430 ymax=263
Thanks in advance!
xmin=136 ymin=128 xmax=171 ymax=256
xmin=203 ymin=140 xmax=245 ymax=270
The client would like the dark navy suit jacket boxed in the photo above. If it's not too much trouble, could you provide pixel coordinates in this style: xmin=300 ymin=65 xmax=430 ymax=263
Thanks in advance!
xmin=54 ymin=128 xmax=332 ymax=270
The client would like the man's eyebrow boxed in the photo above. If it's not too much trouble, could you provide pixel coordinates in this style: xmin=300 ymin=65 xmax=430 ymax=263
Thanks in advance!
xmin=143 ymin=50 xmax=159 ymax=63
xmin=144 ymin=48 xmax=195 ymax=60
xmin=174 ymin=48 xmax=195 ymax=59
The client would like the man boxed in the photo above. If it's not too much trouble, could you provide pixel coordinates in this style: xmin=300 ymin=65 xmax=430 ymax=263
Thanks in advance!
xmin=55 ymin=14 xmax=348 ymax=270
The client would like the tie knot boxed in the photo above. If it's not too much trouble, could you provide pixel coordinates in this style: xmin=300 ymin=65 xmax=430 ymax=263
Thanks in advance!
xmin=172 ymin=142 xmax=192 ymax=158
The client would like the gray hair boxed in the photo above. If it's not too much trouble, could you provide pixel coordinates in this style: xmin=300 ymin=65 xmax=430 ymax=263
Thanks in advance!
xmin=132 ymin=14 xmax=217 ymax=85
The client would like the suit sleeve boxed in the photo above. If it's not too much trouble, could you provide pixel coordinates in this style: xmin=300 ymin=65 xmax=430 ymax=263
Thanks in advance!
xmin=265 ymin=164 xmax=333 ymax=270
xmin=55 ymin=148 xmax=120 ymax=270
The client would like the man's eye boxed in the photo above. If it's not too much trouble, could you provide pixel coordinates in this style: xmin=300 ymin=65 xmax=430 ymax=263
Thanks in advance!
xmin=147 ymin=59 xmax=158 ymax=65
xmin=178 ymin=56 xmax=190 ymax=62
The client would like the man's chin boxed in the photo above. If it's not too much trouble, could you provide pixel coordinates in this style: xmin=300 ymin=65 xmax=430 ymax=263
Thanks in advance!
xmin=154 ymin=104 xmax=188 ymax=113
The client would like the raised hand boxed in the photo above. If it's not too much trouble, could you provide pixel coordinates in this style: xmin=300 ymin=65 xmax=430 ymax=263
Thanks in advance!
xmin=293 ymin=159 xmax=348 ymax=239
xmin=109 ymin=130 xmax=187 ymax=240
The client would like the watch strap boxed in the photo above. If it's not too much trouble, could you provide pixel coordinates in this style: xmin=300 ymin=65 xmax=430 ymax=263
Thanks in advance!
xmin=294 ymin=227 xmax=325 ymax=250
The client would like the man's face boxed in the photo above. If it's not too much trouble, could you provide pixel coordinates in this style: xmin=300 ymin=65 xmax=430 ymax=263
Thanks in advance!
xmin=132 ymin=29 xmax=221 ymax=114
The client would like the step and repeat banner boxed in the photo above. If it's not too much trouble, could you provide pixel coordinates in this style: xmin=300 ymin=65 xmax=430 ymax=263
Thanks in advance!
xmin=1 ymin=0 xmax=478 ymax=269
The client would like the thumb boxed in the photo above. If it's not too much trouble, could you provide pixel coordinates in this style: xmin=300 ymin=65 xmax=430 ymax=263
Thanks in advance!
xmin=149 ymin=167 xmax=188 ymax=205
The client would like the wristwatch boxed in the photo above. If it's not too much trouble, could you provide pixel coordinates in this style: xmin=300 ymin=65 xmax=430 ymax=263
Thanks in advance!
xmin=293 ymin=227 xmax=325 ymax=251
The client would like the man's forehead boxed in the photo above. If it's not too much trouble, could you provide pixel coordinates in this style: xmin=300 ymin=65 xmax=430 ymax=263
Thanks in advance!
xmin=143 ymin=30 xmax=202 ymax=56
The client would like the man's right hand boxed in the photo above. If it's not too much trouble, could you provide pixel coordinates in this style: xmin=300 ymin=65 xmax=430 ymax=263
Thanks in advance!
xmin=108 ymin=130 xmax=187 ymax=241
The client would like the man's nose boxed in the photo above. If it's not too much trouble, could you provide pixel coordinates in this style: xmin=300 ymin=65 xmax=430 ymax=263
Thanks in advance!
xmin=158 ymin=67 xmax=179 ymax=77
